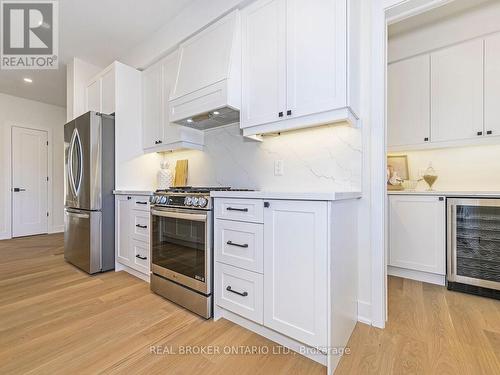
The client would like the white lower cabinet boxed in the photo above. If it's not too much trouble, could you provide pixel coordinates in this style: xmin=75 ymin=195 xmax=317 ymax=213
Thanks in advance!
xmin=263 ymin=200 xmax=328 ymax=348
xmin=214 ymin=196 xmax=359 ymax=374
xmin=115 ymin=194 xmax=151 ymax=279
xmin=388 ymin=195 xmax=446 ymax=282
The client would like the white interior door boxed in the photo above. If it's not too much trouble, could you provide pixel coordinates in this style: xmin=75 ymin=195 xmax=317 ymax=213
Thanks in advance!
xmin=12 ymin=127 xmax=49 ymax=237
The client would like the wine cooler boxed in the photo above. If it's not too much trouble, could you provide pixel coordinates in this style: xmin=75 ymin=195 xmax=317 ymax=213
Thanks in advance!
xmin=447 ymin=198 xmax=500 ymax=299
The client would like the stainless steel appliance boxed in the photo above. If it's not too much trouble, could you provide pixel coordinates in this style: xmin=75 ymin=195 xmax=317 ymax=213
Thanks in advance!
xmin=447 ymin=198 xmax=500 ymax=299
xmin=64 ymin=111 xmax=115 ymax=274
xmin=150 ymin=187 xmax=251 ymax=318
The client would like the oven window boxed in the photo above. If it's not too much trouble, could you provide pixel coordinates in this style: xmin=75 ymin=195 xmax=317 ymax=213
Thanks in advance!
xmin=152 ymin=214 xmax=206 ymax=282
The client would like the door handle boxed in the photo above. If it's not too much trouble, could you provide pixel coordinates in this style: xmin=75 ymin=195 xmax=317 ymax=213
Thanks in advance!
xmin=226 ymin=286 xmax=248 ymax=297
xmin=135 ymin=254 xmax=147 ymax=260
xmin=226 ymin=241 xmax=249 ymax=248
xmin=13 ymin=188 xmax=26 ymax=192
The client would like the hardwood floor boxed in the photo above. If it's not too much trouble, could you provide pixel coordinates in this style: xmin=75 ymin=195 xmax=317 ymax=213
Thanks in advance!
xmin=0 ymin=234 xmax=499 ymax=374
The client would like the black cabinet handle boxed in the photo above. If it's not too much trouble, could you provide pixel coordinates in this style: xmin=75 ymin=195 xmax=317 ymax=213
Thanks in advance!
xmin=158 ymin=140 xmax=162 ymax=144
xmin=424 ymin=137 xmax=429 ymax=142
xmin=477 ymin=131 xmax=483 ymax=136
xmin=286 ymin=110 xmax=292 ymax=116
xmin=226 ymin=286 xmax=248 ymax=297
xmin=438 ymin=197 xmax=444 ymax=201
xmin=487 ymin=130 xmax=493 ymax=135
xmin=264 ymin=202 xmax=270 ymax=208
xmin=136 ymin=254 xmax=147 ymax=260
xmin=226 ymin=207 xmax=248 ymax=212
xmin=227 ymin=241 xmax=249 ymax=248
xmin=278 ymin=112 xmax=283 ymax=117
xmin=13 ymin=188 xmax=26 ymax=192
xmin=127 ymin=196 xmax=132 ymax=200
xmin=136 ymin=224 xmax=147 ymax=229
xmin=136 ymin=201 xmax=148 ymax=205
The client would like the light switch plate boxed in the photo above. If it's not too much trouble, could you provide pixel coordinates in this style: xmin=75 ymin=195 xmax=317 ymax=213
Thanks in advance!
xmin=274 ymin=160 xmax=284 ymax=176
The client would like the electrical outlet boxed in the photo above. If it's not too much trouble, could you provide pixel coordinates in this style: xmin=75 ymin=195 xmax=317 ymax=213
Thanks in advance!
xmin=274 ymin=160 xmax=284 ymax=176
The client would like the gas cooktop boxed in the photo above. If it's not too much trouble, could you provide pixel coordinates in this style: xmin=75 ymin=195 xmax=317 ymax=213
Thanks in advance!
xmin=151 ymin=187 xmax=254 ymax=210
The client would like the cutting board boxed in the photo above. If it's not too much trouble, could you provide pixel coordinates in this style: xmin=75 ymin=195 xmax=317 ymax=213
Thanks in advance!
xmin=173 ymin=160 xmax=188 ymax=187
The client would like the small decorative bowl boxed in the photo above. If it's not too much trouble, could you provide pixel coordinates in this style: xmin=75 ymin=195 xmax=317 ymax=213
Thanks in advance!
xmin=402 ymin=180 xmax=419 ymax=191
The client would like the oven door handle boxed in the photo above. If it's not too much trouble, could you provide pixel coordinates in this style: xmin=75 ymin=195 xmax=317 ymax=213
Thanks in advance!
xmin=151 ymin=208 xmax=207 ymax=222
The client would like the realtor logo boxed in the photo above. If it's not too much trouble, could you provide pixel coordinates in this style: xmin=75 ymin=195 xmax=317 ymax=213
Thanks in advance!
xmin=1 ymin=0 xmax=58 ymax=69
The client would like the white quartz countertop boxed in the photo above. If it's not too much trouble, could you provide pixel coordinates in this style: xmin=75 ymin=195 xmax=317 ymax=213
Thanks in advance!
xmin=388 ymin=190 xmax=500 ymax=198
xmin=113 ymin=190 xmax=153 ymax=196
xmin=210 ymin=191 xmax=362 ymax=201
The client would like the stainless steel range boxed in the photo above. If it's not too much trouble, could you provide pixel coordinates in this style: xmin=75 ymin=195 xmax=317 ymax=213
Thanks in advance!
xmin=149 ymin=187 xmax=251 ymax=318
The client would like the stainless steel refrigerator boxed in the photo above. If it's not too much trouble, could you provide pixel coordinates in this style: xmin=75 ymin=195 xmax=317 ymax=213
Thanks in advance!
xmin=64 ymin=111 xmax=115 ymax=274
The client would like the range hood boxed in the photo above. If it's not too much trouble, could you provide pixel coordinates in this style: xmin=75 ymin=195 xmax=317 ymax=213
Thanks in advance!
xmin=169 ymin=11 xmax=241 ymax=130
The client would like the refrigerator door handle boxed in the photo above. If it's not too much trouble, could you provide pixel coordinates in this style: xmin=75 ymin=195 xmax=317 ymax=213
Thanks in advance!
xmin=68 ymin=128 xmax=84 ymax=197
xmin=65 ymin=209 xmax=90 ymax=219
xmin=68 ymin=129 xmax=77 ymax=197
xmin=73 ymin=128 xmax=83 ymax=196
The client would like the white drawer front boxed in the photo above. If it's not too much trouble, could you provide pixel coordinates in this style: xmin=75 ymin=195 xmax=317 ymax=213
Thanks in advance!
xmin=132 ymin=210 xmax=150 ymax=243
xmin=132 ymin=196 xmax=151 ymax=211
xmin=215 ymin=263 xmax=263 ymax=324
xmin=132 ymin=239 xmax=150 ymax=274
xmin=215 ymin=220 xmax=263 ymax=273
xmin=215 ymin=198 xmax=264 ymax=223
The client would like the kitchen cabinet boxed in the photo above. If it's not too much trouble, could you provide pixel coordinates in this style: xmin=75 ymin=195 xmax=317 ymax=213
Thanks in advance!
xmin=115 ymin=194 xmax=151 ymax=280
xmin=85 ymin=65 xmax=115 ymax=115
xmin=389 ymin=195 xmax=446 ymax=281
xmin=240 ymin=0 xmax=360 ymax=136
xmin=387 ymin=55 xmax=430 ymax=148
xmin=485 ymin=33 xmax=500 ymax=138
xmin=431 ymin=39 xmax=483 ymax=142
xmin=141 ymin=52 xmax=204 ymax=152
xmin=213 ymin=195 xmax=359 ymax=374
xmin=263 ymin=200 xmax=328 ymax=348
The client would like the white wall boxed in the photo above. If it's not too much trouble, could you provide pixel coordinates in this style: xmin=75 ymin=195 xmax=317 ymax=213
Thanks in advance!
xmin=389 ymin=0 xmax=500 ymax=62
xmin=0 ymin=93 xmax=66 ymax=239
xmin=66 ymin=57 xmax=102 ymax=121
xmin=161 ymin=123 xmax=361 ymax=192
xmin=391 ymin=145 xmax=500 ymax=191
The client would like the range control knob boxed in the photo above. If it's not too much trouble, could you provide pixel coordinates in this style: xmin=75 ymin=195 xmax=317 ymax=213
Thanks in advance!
xmin=198 ymin=197 xmax=208 ymax=208
xmin=153 ymin=196 xmax=160 ymax=204
xmin=160 ymin=196 xmax=167 ymax=204
xmin=184 ymin=196 xmax=193 ymax=206
xmin=192 ymin=197 xmax=200 ymax=207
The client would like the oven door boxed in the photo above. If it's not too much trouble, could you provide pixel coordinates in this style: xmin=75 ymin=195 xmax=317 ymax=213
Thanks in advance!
xmin=151 ymin=207 xmax=211 ymax=294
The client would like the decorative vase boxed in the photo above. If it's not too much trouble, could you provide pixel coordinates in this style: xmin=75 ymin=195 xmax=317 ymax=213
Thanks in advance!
xmin=157 ymin=160 xmax=173 ymax=190
xmin=423 ymin=162 xmax=438 ymax=191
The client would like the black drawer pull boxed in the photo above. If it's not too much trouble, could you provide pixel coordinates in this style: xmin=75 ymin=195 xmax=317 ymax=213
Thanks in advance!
xmin=136 ymin=254 xmax=147 ymax=260
xmin=226 ymin=286 xmax=248 ymax=297
xmin=136 ymin=201 xmax=148 ymax=205
xmin=477 ymin=131 xmax=483 ymax=136
xmin=227 ymin=241 xmax=249 ymax=248
xmin=226 ymin=207 xmax=248 ymax=212
xmin=487 ymin=130 xmax=493 ymax=135
xmin=286 ymin=109 xmax=292 ymax=116
xmin=278 ymin=111 xmax=283 ymax=117
xmin=136 ymin=224 xmax=147 ymax=229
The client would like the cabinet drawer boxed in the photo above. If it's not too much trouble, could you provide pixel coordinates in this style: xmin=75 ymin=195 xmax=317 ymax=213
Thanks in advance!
xmin=215 ymin=263 xmax=263 ymax=324
xmin=215 ymin=219 xmax=263 ymax=273
xmin=132 ymin=210 xmax=150 ymax=243
xmin=132 ymin=196 xmax=151 ymax=211
xmin=215 ymin=198 xmax=264 ymax=223
xmin=132 ymin=239 xmax=150 ymax=274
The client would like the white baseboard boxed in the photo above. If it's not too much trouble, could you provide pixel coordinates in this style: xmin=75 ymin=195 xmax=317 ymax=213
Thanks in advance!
xmin=388 ymin=266 xmax=445 ymax=286
xmin=49 ymin=225 xmax=64 ymax=234
xmin=357 ymin=300 xmax=372 ymax=325
xmin=115 ymin=262 xmax=150 ymax=283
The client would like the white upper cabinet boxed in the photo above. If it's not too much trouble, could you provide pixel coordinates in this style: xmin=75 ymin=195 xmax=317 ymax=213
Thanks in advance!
xmin=142 ymin=60 xmax=163 ymax=150
xmin=485 ymin=33 xmax=500 ymax=137
xmin=86 ymin=66 xmax=115 ymax=115
xmin=388 ymin=55 xmax=430 ymax=148
xmin=241 ymin=0 xmax=360 ymax=136
xmin=142 ymin=52 xmax=204 ymax=152
xmin=241 ymin=0 xmax=285 ymax=128
xmin=86 ymin=79 xmax=101 ymax=113
xmin=430 ymin=39 xmax=484 ymax=142
xmin=286 ymin=0 xmax=346 ymax=118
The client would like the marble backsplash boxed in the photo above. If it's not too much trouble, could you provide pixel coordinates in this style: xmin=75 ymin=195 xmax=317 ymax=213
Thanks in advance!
xmin=160 ymin=123 xmax=362 ymax=192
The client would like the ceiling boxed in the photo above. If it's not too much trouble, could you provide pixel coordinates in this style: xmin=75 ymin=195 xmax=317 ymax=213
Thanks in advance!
xmin=388 ymin=0 xmax=495 ymax=37
xmin=0 ymin=0 xmax=194 ymax=107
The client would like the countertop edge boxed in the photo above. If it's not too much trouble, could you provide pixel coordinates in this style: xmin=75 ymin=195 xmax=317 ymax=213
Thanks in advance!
xmin=113 ymin=190 xmax=153 ymax=196
xmin=210 ymin=191 xmax=362 ymax=201
xmin=387 ymin=191 xmax=500 ymax=197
